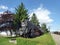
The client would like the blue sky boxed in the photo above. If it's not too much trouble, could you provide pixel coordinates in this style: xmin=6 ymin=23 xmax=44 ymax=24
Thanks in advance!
xmin=0 ymin=0 xmax=60 ymax=31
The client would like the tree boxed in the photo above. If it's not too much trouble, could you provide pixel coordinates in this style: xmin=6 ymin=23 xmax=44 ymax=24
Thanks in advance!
xmin=30 ymin=13 xmax=40 ymax=26
xmin=13 ymin=2 xmax=28 ymax=36
xmin=15 ymin=2 xmax=28 ymax=22
xmin=13 ymin=2 xmax=28 ymax=29
xmin=41 ymin=23 xmax=49 ymax=33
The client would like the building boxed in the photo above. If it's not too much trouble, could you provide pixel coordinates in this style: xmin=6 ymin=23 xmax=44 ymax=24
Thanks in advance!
xmin=0 ymin=10 xmax=14 ymax=36
xmin=0 ymin=10 xmax=44 ymax=37
xmin=19 ymin=19 xmax=44 ymax=38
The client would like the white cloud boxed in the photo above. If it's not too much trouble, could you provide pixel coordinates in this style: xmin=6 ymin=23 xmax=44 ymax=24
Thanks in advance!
xmin=0 ymin=5 xmax=14 ymax=11
xmin=10 ymin=8 xmax=14 ymax=11
xmin=0 ymin=5 xmax=8 ymax=10
xmin=0 ymin=12 xmax=3 ymax=17
xmin=29 ymin=4 xmax=53 ymax=24
xmin=0 ymin=5 xmax=15 ymax=13
xmin=0 ymin=12 xmax=3 ymax=14
xmin=9 ymin=8 xmax=15 ymax=12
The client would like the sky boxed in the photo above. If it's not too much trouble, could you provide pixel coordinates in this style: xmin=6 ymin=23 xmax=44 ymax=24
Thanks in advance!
xmin=0 ymin=0 xmax=60 ymax=31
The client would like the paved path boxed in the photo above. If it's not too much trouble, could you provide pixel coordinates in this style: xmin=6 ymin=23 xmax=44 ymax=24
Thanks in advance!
xmin=51 ymin=33 xmax=60 ymax=45
xmin=9 ymin=40 xmax=17 ymax=44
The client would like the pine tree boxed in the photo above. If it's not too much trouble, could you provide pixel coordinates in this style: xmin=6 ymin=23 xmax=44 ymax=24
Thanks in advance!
xmin=13 ymin=2 xmax=28 ymax=27
xmin=13 ymin=2 xmax=28 ymax=36
xmin=30 ymin=13 xmax=40 ymax=26
xmin=41 ymin=23 xmax=49 ymax=33
xmin=15 ymin=2 xmax=28 ymax=22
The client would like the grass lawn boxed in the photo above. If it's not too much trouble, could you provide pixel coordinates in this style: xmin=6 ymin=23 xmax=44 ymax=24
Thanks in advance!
xmin=0 ymin=37 xmax=16 ymax=45
xmin=17 ymin=33 xmax=56 ymax=45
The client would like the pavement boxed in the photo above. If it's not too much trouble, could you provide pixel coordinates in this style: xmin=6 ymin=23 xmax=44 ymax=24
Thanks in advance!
xmin=51 ymin=33 xmax=60 ymax=45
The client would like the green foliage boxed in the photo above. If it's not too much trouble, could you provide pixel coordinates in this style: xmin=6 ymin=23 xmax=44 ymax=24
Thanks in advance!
xmin=17 ymin=33 xmax=56 ymax=45
xmin=13 ymin=2 xmax=28 ymax=29
xmin=17 ymin=38 xmax=37 ymax=45
xmin=30 ymin=13 xmax=39 ymax=26
xmin=41 ymin=23 xmax=49 ymax=33
xmin=15 ymin=2 xmax=28 ymax=22
xmin=0 ymin=37 xmax=16 ymax=45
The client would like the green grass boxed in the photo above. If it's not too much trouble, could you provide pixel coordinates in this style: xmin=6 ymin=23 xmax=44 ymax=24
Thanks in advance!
xmin=0 ymin=33 xmax=56 ymax=45
xmin=0 ymin=37 xmax=16 ymax=45
xmin=17 ymin=33 xmax=56 ymax=45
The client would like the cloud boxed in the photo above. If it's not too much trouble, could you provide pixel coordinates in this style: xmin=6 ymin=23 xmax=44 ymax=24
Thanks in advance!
xmin=0 ymin=5 xmax=8 ymax=10
xmin=0 ymin=12 xmax=3 ymax=17
xmin=9 ymin=8 xmax=15 ymax=12
xmin=0 ymin=12 xmax=3 ymax=14
xmin=0 ymin=5 xmax=15 ymax=17
xmin=29 ymin=4 xmax=53 ymax=24
xmin=0 ymin=5 xmax=15 ymax=13
xmin=0 ymin=5 xmax=15 ymax=11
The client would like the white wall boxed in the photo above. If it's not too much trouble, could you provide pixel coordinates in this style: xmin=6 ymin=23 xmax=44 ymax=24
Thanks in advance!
xmin=0 ymin=30 xmax=10 ymax=36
